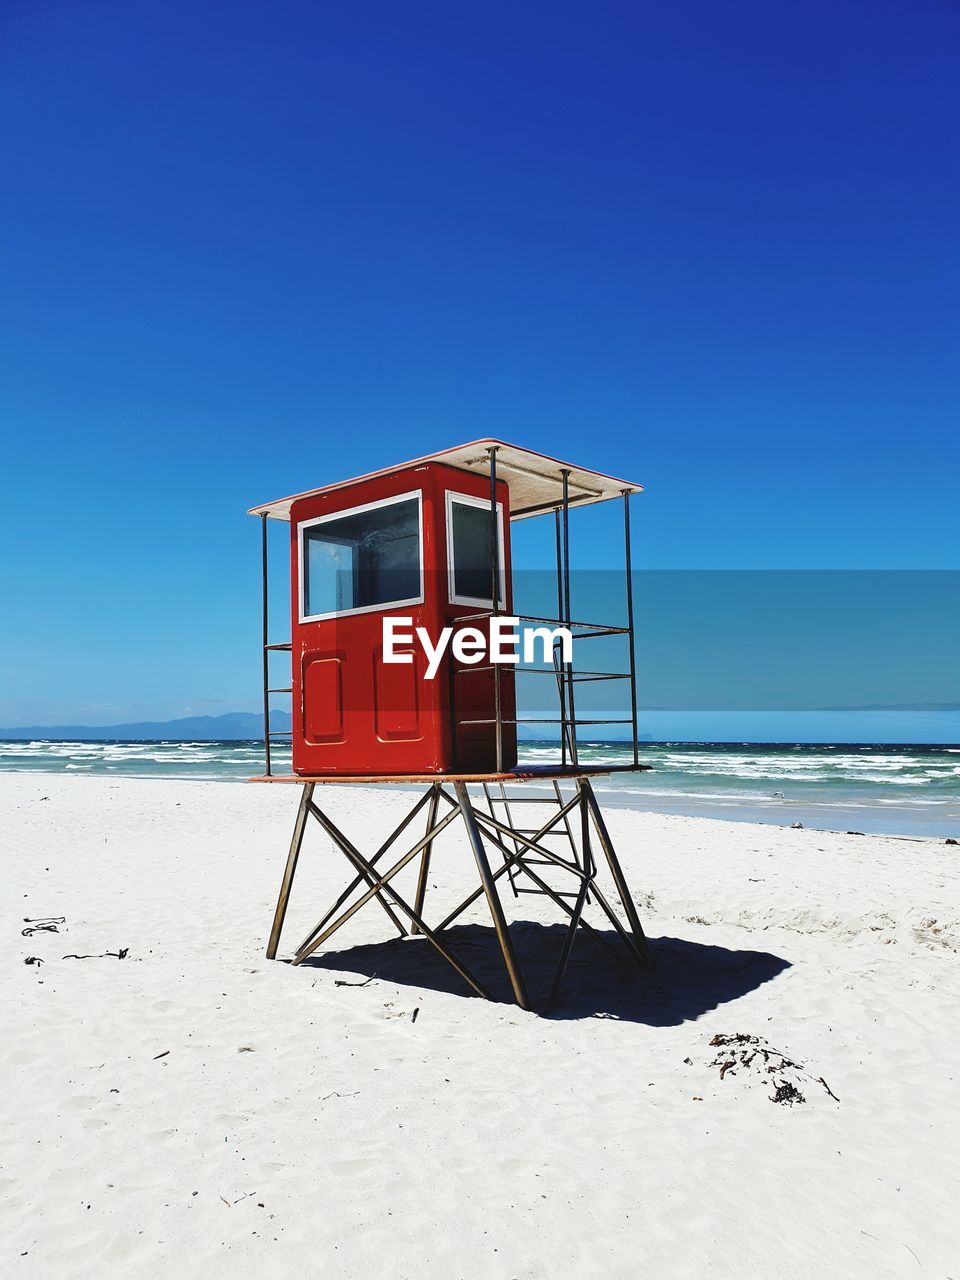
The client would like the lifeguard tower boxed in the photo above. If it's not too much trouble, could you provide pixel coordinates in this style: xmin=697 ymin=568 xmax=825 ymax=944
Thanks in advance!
xmin=250 ymin=441 xmax=653 ymax=1009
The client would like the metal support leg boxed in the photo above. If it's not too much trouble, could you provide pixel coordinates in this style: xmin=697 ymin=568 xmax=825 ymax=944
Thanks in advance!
xmin=482 ymin=782 xmax=521 ymax=898
xmin=410 ymin=784 xmax=441 ymax=935
xmin=260 ymin=512 xmax=272 ymax=778
xmin=291 ymin=800 xmax=493 ymax=1001
xmin=296 ymin=786 xmax=438 ymax=955
xmin=455 ymin=791 xmax=588 ymax=879
xmin=581 ymin=778 xmax=655 ymax=970
xmin=548 ymin=783 xmax=593 ymax=999
xmin=266 ymin=781 xmax=315 ymax=959
xmin=305 ymin=801 xmax=408 ymax=941
xmin=464 ymin=795 xmax=645 ymax=970
xmin=550 ymin=879 xmax=590 ymax=1000
xmin=462 ymin=783 xmax=647 ymax=968
xmin=268 ymin=777 xmax=650 ymax=1005
xmin=295 ymin=803 xmax=462 ymax=959
xmin=443 ymin=787 xmax=645 ymax=967
xmin=554 ymin=779 xmax=583 ymax=894
xmin=434 ymin=785 xmax=585 ymax=927
xmin=455 ymin=782 xmax=529 ymax=1010
xmin=465 ymin=813 xmax=627 ymax=969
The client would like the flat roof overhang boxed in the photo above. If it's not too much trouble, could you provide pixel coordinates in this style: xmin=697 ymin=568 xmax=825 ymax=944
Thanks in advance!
xmin=248 ymin=438 xmax=642 ymax=523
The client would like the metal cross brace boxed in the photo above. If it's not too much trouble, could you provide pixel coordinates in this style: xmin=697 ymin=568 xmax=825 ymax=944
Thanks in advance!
xmin=265 ymin=777 xmax=654 ymax=1010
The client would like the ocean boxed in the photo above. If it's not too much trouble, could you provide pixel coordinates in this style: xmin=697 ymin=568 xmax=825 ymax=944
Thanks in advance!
xmin=2 ymin=739 xmax=958 ymax=838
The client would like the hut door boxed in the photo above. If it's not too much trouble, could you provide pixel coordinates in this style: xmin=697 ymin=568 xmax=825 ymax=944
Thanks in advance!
xmin=444 ymin=490 xmax=515 ymax=770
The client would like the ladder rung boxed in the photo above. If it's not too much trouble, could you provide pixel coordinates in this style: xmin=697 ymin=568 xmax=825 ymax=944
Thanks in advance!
xmin=465 ymin=667 xmax=629 ymax=680
xmin=267 ymin=687 xmax=292 ymax=693
xmin=487 ymin=796 xmax=572 ymax=805
xmin=265 ymin=642 xmax=292 ymax=651
xmin=459 ymin=718 xmax=632 ymax=725
xmin=513 ymin=829 xmax=572 ymax=837
xmin=568 ymin=627 xmax=629 ymax=639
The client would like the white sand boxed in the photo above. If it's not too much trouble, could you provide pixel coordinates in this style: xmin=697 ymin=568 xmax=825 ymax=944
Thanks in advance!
xmin=3 ymin=772 xmax=959 ymax=1279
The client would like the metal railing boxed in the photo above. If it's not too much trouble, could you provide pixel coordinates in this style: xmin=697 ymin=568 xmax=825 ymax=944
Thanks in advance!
xmin=449 ymin=447 xmax=640 ymax=770
xmin=260 ymin=514 xmax=292 ymax=776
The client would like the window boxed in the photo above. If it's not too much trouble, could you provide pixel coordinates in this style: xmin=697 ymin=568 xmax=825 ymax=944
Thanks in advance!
xmin=446 ymin=492 xmax=506 ymax=607
xmin=300 ymin=492 xmax=423 ymax=621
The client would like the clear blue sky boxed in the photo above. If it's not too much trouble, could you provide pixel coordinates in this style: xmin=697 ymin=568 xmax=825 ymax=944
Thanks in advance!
xmin=1 ymin=0 xmax=958 ymax=736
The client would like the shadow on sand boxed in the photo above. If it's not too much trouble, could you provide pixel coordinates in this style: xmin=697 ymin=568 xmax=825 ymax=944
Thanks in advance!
xmin=297 ymin=921 xmax=791 ymax=1023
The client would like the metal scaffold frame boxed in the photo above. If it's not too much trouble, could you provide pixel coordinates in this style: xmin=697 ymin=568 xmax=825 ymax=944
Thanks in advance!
xmin=264 ymin=770 xmax=654 ymax=1010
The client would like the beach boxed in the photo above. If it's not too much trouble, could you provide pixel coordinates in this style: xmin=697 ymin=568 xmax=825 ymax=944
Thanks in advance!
xmin=3 ymin=771 xmax=959 ymax=1278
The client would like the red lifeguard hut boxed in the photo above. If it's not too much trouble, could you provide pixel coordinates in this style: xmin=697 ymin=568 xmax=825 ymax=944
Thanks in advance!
xmin=250 ymin=441 xmax=653 ymax=1009
xmin=285 ymin=452 xmax=516 ymax=776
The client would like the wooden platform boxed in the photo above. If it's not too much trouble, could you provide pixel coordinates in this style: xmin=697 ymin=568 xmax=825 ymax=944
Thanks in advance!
xmin=250 ymin=763 xmax=651 ymax=785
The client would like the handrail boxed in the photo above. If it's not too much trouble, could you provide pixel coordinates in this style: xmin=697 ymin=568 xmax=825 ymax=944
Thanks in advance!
xmin=449 ymin=610 xmax=629 ymax=635
xmin=457 ymin=717 xmax=632 ymax=726
xmin=453 ymin=666 xmax=630 ymax=681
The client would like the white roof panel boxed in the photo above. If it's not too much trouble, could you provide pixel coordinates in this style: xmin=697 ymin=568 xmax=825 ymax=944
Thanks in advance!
xmin=248 ymin=439 xmax=642 ymax=522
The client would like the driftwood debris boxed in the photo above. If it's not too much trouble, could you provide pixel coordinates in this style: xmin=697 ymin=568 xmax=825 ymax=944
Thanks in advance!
xmin=334 ymin=972 xmax=377 ymax=988
xmin=22 ymin=917 xmax=66 ymax=937
xmin=62 ymin=948 xmax=129 ymax=960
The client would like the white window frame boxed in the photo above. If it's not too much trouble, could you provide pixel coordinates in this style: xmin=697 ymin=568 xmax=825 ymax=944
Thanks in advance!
xmin=445 ymin=490 xmax=506 ymax=609
xmin=298 ymin=489 xmax=424 ymax=623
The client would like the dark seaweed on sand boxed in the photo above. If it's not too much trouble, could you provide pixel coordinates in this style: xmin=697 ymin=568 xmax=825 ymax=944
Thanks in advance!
xmin=708 ymin=1033 xmax=838 ymax=1105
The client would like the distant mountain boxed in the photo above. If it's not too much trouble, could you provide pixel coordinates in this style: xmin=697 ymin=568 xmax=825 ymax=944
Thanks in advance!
xmin=0 ymin=711 xmax=292 ymax=741
xmin=0 ymin=710 xmax=654 ymax=744
xmin=820 ymin=702 xmax=960 ymax=712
